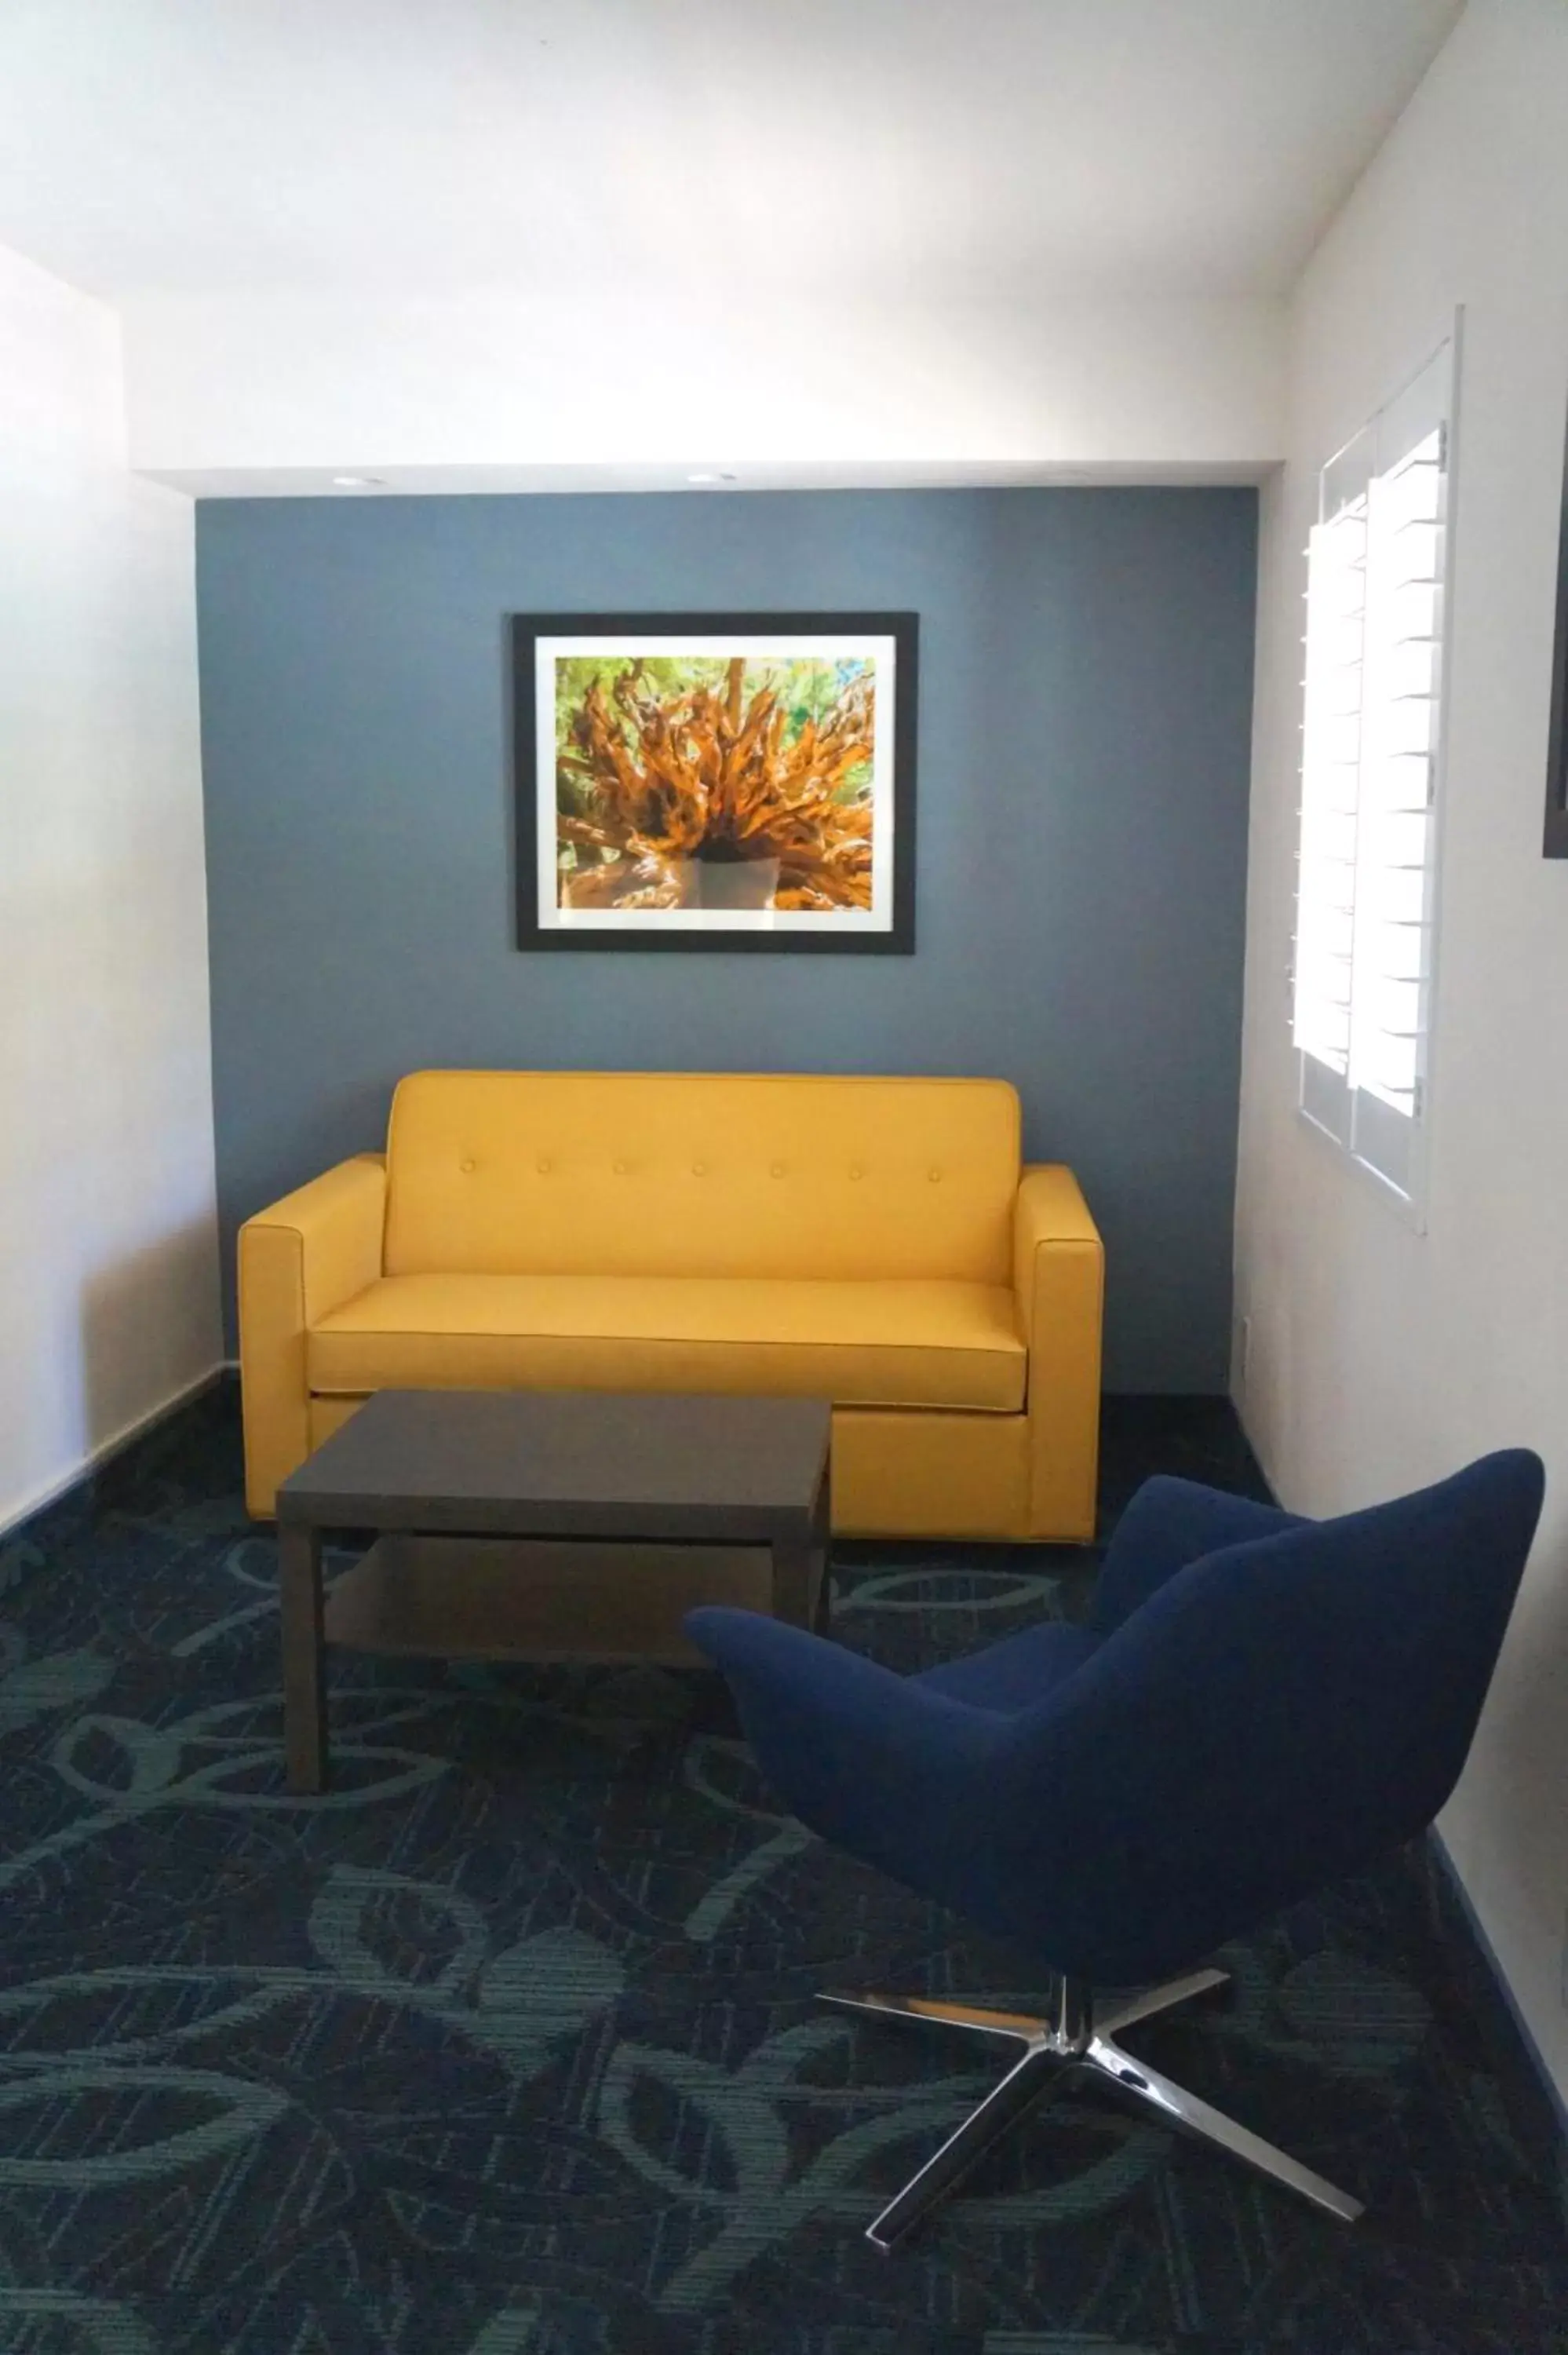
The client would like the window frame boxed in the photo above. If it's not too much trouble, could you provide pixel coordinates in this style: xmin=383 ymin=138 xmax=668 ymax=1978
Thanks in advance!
xmin=1291 ymin=322 xmax=1463 ymax=1232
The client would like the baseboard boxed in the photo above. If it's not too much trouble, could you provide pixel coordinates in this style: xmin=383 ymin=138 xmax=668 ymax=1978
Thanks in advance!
xmin=1428 ymin=1827 xmax=1568 ymax=2142
xmin=0 ymin=1364 xmax=228 ymax=1544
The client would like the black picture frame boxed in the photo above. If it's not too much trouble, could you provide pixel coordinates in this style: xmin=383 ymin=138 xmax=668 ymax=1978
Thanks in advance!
xmin=511 ymin=610 xmax=917 ymax=951
xmin=1544 ymin=403 xmax=1568 ymax=856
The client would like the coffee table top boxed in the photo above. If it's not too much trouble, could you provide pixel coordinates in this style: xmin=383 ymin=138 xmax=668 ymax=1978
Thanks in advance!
xmin=277 ymin=1389 xmax=831 ymax=1540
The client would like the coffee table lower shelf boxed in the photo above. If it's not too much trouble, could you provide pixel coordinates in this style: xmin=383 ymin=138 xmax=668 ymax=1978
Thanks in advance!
xmin=323 ymin=1533 xmax=779 ymax=1667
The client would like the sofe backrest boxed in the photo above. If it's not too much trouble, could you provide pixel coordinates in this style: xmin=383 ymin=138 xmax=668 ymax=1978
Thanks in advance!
xmin=382 ymin=1069 xmax=1020 ymax=1282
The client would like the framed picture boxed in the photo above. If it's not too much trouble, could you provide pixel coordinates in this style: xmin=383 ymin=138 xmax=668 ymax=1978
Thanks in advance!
xmin=512 ymin=611 xmax=917 ymax=950
xmin=1544 ymin=401 xmax=1568 ymax=857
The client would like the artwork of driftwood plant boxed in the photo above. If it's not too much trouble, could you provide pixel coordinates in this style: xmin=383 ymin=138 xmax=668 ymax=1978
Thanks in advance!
xmin=555 ymin=655 xmax=875 ymax=911
xmin=513 ymin=614 xmax=916 ymax=953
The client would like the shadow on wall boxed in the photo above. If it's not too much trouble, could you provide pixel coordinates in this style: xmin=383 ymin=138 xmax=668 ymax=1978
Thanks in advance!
xmin=78 ymin=1220 xmax=224 ymax=1455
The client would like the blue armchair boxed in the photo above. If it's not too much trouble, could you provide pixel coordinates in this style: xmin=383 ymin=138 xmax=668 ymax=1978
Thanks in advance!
xmin=686 ymin=1448 xmax=1544 ymax=2250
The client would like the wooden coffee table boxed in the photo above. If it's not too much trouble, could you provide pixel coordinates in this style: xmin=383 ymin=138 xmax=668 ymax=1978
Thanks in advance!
xmin=275 ymin=1389 xmax=833 ymax=1792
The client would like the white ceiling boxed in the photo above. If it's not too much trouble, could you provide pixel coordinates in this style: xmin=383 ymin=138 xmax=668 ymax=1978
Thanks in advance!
xmin=0 ymin=0 xmax=1463 ymax=309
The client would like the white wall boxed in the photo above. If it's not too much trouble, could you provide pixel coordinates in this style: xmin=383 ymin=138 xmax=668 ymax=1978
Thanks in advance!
xmin=0 ymin=240 xmax=221 ymax=1532
xmin=1236 ymin=0 xmax=1568 ymax=2098
xmin=121 ymin=289 xmax=1284 ymax=493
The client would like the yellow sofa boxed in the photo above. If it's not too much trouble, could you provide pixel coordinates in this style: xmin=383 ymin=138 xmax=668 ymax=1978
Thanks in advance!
xmin=238 ymin=1070 xmax=1103 ymax=1540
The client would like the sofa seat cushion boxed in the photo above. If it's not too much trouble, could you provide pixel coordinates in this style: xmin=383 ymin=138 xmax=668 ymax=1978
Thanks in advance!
xmin=308 ymin=1274 xmax=1026 ymax=1413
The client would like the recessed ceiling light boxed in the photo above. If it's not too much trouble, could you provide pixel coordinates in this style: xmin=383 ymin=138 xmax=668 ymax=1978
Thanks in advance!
xmin=687 ymin=471 xmax=737 ymax=486
xmin=331 ymin=473 xmax=386 ymax=489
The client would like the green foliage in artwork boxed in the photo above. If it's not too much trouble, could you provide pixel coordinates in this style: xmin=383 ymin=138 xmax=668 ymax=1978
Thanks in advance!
xmin=552 ymin=655 xmax=871 ymax=767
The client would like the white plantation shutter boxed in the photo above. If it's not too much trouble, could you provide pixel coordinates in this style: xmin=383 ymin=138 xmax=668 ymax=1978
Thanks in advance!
xmin=1293 ymin=340 xmax=1454 ymax=1211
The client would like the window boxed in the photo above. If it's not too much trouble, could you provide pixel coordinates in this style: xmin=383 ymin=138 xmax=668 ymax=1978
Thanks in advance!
xmin=1292 ymin=338 xmax=1454 ymax=1215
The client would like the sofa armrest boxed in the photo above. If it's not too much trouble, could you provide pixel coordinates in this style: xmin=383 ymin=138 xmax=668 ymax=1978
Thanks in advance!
xmin=1013 ymin=1164 xmax=1104 ymax=1541
xmin=238 ymin=1155 xmax=386 ymax=1516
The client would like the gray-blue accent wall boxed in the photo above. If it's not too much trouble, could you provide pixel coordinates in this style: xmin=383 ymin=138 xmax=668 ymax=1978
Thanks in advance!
xmin=195 ymin=487 xmax=1256 ymax=1386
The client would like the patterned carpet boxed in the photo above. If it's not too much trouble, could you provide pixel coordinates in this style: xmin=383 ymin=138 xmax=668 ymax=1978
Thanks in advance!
xmin=1 ymin=1383 xmax=1565 ymax=2355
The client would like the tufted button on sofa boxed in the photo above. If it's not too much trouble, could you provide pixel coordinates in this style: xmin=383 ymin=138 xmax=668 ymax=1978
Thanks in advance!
xmin=238 ymin=1070 xmax=1103 ymax=1539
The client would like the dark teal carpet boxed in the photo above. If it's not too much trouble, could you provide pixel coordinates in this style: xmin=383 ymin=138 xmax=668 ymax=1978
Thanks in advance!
xmin=0 ymin=1386 xmax=1565 ymax=2354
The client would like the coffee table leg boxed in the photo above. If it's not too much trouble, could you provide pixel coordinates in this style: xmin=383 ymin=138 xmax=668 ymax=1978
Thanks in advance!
xmin=279 ymin=1524 xmax=328 ymax=1794
xmin=773 ymin=1465 xmax=832 ymax=1636
xmin=771 ymin=1531 xmax=811 ymax=1630
xmin=811 ymin=1459 xmax=833 ymax=1634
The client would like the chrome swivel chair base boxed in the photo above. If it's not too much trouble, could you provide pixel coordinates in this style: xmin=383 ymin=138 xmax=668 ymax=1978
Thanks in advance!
xmin=818 ymin=1968 xmax=1364 ymax=2252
